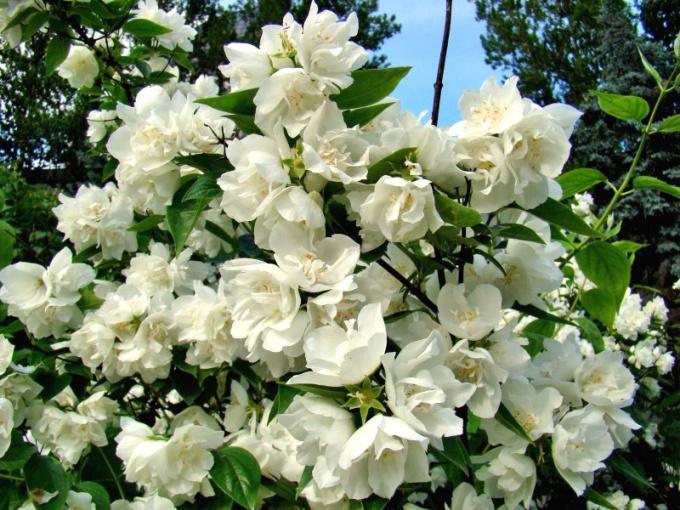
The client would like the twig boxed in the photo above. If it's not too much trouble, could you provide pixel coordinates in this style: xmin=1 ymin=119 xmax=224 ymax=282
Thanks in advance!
xmin=377 ymin=258 xmax=438 ymax=314
xmin=431 ymin=0 xmax=453 ymax=127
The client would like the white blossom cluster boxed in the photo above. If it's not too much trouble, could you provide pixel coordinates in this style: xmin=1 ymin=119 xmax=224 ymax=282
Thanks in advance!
xmin=0 ymin=1 xmax=671 ymax=508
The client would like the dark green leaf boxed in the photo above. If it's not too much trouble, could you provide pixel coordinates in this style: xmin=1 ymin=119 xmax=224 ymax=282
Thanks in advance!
xmin=512 ymin=302 xmax=573 ymax=325
xmin=0 ymin=431 xmax=37 ymax=470
xmin=24 ymin=455 xmax=70 ymax=510
xmin=268 ymin=384 xmax=301 ymax=424
xmin=296 ymin=465 xmax=314 ymax=500
xmin=584 ymin=488 xmax=620 ymax=510
xmin=523 ymin=197 xmax=601 ymax=237
xmin=607 ymin=451 xmax=654 ymax=491
xmin=45 ymin=37 xmax=71 ymax=76
xmin=331 ymin=67 xmax=411 ymax=109
xmin=432 ymin=436 xmax=471 ymax=475
xmin=0 ymin=319 xmax=24 ymax=336
xmin=196 ymin=88 xmax=258 ymax=116
xmin=171 ymin=368 xmax=201 ymax=405
xmin=637 ymin=46 xmax=661 ymax=85
xmin=211 ymin=447 xmax=261 ymax=510
xmin=524 ymin=333 xmax=547 ymax=357
xmin=227 ymin=114 xmax=263 ymax=135
xmin=78 ymin=287 xmax=104 ymax=311
xmin=261 ymin=478 xmax=298 ymax=503
xmin=4 ymin=6 xmax=38 ymax=30
xmin=657 ymin=390 xmax=680 ymax=411
xmin=166 ymin=199 xmax=210 ymax=253
xmin=591 ymin=90 xmax=649 ymax=122
xmin=581 ymin=288 xmax=618 ymax=329
xmin=574 ymin=317 xmax=605 ymax=353
xmin=657 ymin=113 xmax=680 ymax=132
xmin=36 ymin=372 xmax=72 ymax=402
xmin=435 ymin=195 xmax=482 ymax=227
xmin=491 ymin=223 xmax=545 ymax=244
xmin=72 ymin=245 xmax=101 ymax=263
xmin=174 ymin=153 xmax=232 ymax=174
xmin=287 ymin=384 xmax=347 ymax=400
xmin=123 ymin=18 xmax=172 ymax=38
xmin=183 ymin=171 xmax=223 ymax=201
xmin=0 ymin=221 xmax=15 ymax=269
xmin=633 ymin=176 xmax=680 ymax=199
xmin=495 ymin=403 xmax=534 ymax=443
xmin=22 ymin=10 xmax=50 ymax=40
xmin=556 ymin=168 xmax=607 ymax=198
xmin=127 ymin=214 xmax=165 ymax=232
xmin=576 ymin=241 xmax=630 ymax=305
xmin=102 ymin=159 xmax=117 ymax=181
xmin=522 ymin=319 xmax=555 ymax=338
xmin=343 ymin=102 xmax=394 ymax=128
xmin=76 ymin=482 xmax=111 ymax=510
xmin=365 ymin=147 xmax=417 ymax=183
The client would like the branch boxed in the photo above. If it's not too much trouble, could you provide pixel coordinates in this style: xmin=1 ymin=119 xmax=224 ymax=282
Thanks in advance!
xmin=377 ymin=258 xmax=439 ymax=314
xmin=431 ymin=0 xmax=453 ymax=127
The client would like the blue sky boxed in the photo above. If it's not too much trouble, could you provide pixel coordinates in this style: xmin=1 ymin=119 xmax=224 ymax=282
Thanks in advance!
xmin=376 ymin=0 xmax=503 ymax=126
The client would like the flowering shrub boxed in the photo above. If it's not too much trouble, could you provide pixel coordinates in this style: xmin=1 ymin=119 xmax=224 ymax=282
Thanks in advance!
xmin=1 ymin=1 xmax=680 ymax=509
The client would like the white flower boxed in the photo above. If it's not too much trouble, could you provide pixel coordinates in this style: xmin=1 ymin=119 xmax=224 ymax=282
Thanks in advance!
xmin=445 ymin=340 xmax=508 ymax=418
xmin=613 ymin=292 xmax=650 ymax=341
xmin=383 ymin=331 xmax=474 ymax=438
xmin=438 ymin=283 xmax=502 ymax=340
xmin=57 ymin=45 xmax=98 ymax=89
xmin=448 ymin=76 xmax=524 ymax=138
xmin=0 ymin=397 xmax=13 ymax=457
xmin=297 ymin=1 xmax=368 ymax=90
xmin=135 ymin=0 xmax=197 ymax=51
xmin=66 ymin=491 xmax=95 ymax=510
xmin=447 ymin=482 xmax=494 ymax=510
xmin=86 ymin=109 xmax=118 ymax=143
xmin=337 ymin=415 xmax=430 ymax=499
xmin=473 ymin=444 xmax=536 ymax=509
xmin=575 ymin=350 xmax=637 ymax=408
xmin=219 ymin=43 xmax=274 ymax=92
xmin=113 ymin=494 xmax=177 ymax=510
xmin=552 ymin=406 xmax=615 ymax=495
xmin=350 ymin=176 xmax=443 ymax=245
xmin=254 ymin=69 xmax=327 ymax=137
xmin=289 ymin=303 xmax=386 ymax=387
xmin=116 ymin=416 xmax=224 ymax=502
xmin=0 ymin=334 xmax=12 ymax=376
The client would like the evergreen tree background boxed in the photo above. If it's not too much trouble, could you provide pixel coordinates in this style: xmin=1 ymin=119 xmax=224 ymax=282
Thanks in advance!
xmin=470 ymin=0 xmax=680 ymax=291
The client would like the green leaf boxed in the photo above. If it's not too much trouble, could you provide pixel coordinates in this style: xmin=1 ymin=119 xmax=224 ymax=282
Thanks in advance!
xmin=211 ymin=447 xmax=261 ymax=510
xmin=0 ymin=431 xmax=37 ymax=470
xmin=633 ymin=176 xmax=680 ymax=199
xmin=365 ymin=146 xmax=417 ymax=183
xmin=607 ymin=451 xmax=654 ymax=491
xmin=102 ymin=159 xmax=117 ymax=181
xmin=584 ymin=488 xmax=620 ymax=510
xmin=611 ymin=240 xmax=646 ymax=254
xmin=3 ymin=6 xmax=38 ymax=30
xmin=0 ymin=221 xmax=15 ymax=269
xmin=495 ymin=402 xmax=534 ymax=443
xmin=35 ymin=372 xmax=72 ymax=402
xmin=170 ymin=368 xmax=201 ymax=405
xmin=22 ymin=10 xmax=50 ymax=40
xmin=24 ymin=455 xmax=70 ymax=510
xmin=296 ymin=465 xmax=314 ymax=500
xmin=581 ymin=288 xmax=618 ymax=329
xmin=76 ymin=482 xmax=111 ymax=510
xmin=261 ymin=478 xmax=298 ymax=503
xmin=523 ymin=197 xmax=601 ymax=237
xmin=287 ymin=384 xmax=347 ymax=400
xmin=331 ymin=67 xmax=410 ymax=109
xmin=431 ymin=436 xmax=472 ymax=475
xmin=227 ymin=113 xmax=263 ymax=135
xmin=166 ymin=199 xmax=209 ymax=253
xmin=637 ymin=46 xmax=661 ymax=85
xmin=78 ymin=287 xmax=105 ymax=311
xmin=435 ymin=195 xmax=483 ymax=227
xmin=556 ymin=168 xmax=607 ymax=198
xmin=183 ymin=171 xmax=223 ymax=202
xmin=174 ymin=153 xmax=232 ymax=173
xmin=674 ymin=30 xmax=680 ymax=60
xmin=268 ymin=384 xmax=301 ymax=424
xmin=123 ymin=18 xmax=173 ymax=38
xmin=491 ymin=223 xmax=545 ymax=244
xmin=45 ymin=36 xmax=71 ymax=76
xmin=656 ymin=114 xmax=680 ymax=133
xmin=127 ymin=214 xmax=165 ymax=232
xmin=343 ymin=102 xmax=394 ymax=127
xmin=522 ymin=319 xmax=555 ymax=338
xmin=574 ymin=317 xmax=605 ymax=353
xmin=196 ymin=88 xmax=258 ymax=116
xmin=591 ymin=90 xmax=649 ymax=122
xmin=576 ymin=241 xmax=630 ymax=305
xmin=512 ymin=302 xmax=573 ymax=325
xmin=204 ymin=220 xmax=237 ymax=248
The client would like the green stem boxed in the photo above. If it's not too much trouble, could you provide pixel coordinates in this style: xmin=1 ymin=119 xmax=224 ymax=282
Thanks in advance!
xmin=565 ymin=63 xmax=680 ymax=262
xmin=0 ymin=473 xmax=23 ymax=482
xmin=96 ymin=446 xmax=126 ymax=500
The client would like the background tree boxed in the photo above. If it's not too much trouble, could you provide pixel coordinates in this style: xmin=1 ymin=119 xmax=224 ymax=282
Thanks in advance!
xmin=471 ymin=0 xmax=680 ymax=288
